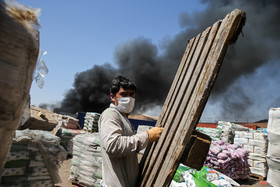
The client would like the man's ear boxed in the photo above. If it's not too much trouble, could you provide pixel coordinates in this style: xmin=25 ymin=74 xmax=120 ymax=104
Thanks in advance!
xmin=110 ymin=93 xmax=116 ymax=103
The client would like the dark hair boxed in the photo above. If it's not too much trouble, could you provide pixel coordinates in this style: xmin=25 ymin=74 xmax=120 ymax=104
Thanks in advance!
xmin=110 ymin=75 xmax=136 ymax=96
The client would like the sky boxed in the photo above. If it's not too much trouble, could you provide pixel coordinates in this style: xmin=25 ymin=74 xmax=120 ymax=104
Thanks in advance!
xmin=18 ymin=0 xmax=206 ymax=105
xmin=15 ymin=0 xmax=280 ymax=122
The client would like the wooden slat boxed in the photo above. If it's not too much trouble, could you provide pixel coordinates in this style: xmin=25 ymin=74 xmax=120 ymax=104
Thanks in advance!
xmin=139 ymin=35 xmax=197 ymax=182
xmin=139 ymin=9 xmax=246 ymax=187
xmin=156 ymin=22 xmax=220 ymax=186
xmin=157 ymin=22 xmax=220 ymax=186
xmin=140 ymin=34 xmax=200 ymax=185
xmin=146 ymin=27 xmax=212 ymax=187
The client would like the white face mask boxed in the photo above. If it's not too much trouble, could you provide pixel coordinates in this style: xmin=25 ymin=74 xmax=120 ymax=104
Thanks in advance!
xmin=116 ymin=97 xmax=135 ymax=114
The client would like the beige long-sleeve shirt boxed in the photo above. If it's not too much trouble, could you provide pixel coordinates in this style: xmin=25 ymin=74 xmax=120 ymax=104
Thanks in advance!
xmin=98 ymin=104 xmax=149 ymax=187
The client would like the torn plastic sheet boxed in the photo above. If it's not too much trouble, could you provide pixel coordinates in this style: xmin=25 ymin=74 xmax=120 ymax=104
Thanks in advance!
xmin=34 ymin=49 xmax=48 ymax=88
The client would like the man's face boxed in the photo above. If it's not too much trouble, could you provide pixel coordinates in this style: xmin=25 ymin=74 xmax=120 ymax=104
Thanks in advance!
xmin=110 ymin=86 xmax=136 ymax=106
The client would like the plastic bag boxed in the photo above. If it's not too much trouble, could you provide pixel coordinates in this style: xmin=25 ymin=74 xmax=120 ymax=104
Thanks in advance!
xmin=173 ymin=164 xmax=192 ymax=182
xmin=33 ymin=49 xmax=48 ymax=88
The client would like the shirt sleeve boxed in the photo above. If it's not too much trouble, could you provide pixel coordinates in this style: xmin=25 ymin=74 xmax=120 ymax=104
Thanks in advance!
xmin=99 ymin=109 xmax=149 ymax=157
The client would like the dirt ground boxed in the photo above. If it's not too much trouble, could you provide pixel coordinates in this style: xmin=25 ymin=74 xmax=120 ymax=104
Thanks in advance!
xmin=56 ymin=159 xmax=72 ymax=187
xmin=57 ymin=159 xmax=268 ymax=187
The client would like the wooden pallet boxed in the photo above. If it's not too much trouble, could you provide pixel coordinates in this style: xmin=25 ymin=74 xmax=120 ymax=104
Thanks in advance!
xmin=139 ymin=9 xmax=246 ymax=187
xmin=250 ymin=173 xmax=266 ymax=181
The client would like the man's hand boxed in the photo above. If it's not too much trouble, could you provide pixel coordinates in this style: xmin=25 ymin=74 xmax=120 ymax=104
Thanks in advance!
xmin=147 ymin=127 xmax=164 ymax=142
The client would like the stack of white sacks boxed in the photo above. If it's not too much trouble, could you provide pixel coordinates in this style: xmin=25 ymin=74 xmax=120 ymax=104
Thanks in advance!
xmin=83 ymin=112 xmax=100 ymax=133
xmin=266 ymin=108 xmax=280 ymax=187
xmin=196 ymin=127 xmax=220 ymax=141
xmin=234 ymin=129 xmax=268 ymax=178
xmin=217 ymin=121 xmax=249 ymax=143
xmin=69 ymin=133 xmax=102 ymax=187
xmin=55 ymin=128 xmax=86 ymax=156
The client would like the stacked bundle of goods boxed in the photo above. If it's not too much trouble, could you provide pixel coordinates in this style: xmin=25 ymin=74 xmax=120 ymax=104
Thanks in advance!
xmin=196 ymin=127 xmax=220 ymax=141
xmin=70 ymin=133 xmax=102 ymax=187
xmin=204 ymin=140 xmax=250 ymax=180
xmin=54 ymin=115 xmax=84 ymax=156
xmin=83 ymin=112 xmax=100 ymax=132
xmin=266 ymin=108 xmax=280 ymax=186
xmin=217 ymin=121 xmax=249 ymax=143
xmin=1 ymin=129 xmax=66 ymax=186
xmin=55 ymin=128 xmax=86 ymax=156
xmin=234 ymin=130 xmax=268 ymax=178
xmin=0 ymin=0 xmax=39 ymax=174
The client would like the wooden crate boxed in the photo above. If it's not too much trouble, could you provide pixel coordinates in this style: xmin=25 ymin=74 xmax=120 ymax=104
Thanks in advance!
xmin=180 ymin=131 xmax=211 ymax=170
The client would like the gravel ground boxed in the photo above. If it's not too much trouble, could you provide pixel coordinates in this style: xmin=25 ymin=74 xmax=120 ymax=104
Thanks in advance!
xmin=57 ymin=159 xmax=268 ymax=187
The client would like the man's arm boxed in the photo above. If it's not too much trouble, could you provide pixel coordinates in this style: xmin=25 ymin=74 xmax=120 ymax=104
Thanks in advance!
xmin=99 ymin=109 xmax=149 ymax=157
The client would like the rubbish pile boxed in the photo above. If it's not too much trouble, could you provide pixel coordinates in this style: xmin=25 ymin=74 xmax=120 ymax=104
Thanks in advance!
xmin=69 ymin=133 xmax=102 ymax=187
xmin=266 ymin=108 xmax=280 ymax=186
xmin=1 ymin=129 xmax=66 ymax=186
xmin=204 ymin=140 xmax=250 ymax=180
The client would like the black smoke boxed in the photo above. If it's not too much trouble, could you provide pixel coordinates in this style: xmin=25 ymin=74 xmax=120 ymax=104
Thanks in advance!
xmin=54 ymin=64 xmax=117 ymax=113
xmin=55 ymin=0 xmax=280 ymax=121
xmin=198 ymin=0 xmax=280 ymax=121
xmin=54 ymin=37 xmax=185 ymax=114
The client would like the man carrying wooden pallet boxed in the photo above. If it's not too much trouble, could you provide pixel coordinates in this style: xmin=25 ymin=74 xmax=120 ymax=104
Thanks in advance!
xmin=98 ymin=75 xmax=164 ymax=187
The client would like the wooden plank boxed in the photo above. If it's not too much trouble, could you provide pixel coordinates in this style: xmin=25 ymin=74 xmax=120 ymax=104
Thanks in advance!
xmin=145 ymin=26 xmax=213 ymax=187
xmin=158 ymin=10 xmax=246 ymax=186
xmin=140 ymin=35 xmax=200 ymax=185
xmin=142 ymin=21 xmax=218 ymax=186
xmin=156 ymin=23 xmax=221 ymax=186
xmin=156 ymin=22 xmax=221 ymax=186
xmin=139 ymin=36 xmax=197 ymax=182
xmin=139 ymin=9 xmax=246 ymax=187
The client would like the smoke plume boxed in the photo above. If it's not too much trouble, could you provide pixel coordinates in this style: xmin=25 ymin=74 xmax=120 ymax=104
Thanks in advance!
xmin=55 ymin=0 xmax=280 ymax=122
